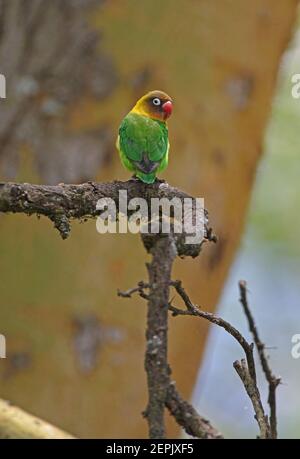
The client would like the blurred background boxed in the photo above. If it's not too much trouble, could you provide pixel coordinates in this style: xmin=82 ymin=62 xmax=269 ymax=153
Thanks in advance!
xmin=0 ymin=0 xmax=299 ymax=438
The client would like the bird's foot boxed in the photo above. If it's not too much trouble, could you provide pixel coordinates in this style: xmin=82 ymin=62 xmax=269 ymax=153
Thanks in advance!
xmin=155 ymin=177 xmax=166 ymax=184
xmin=129 ymin=175 xmax=141 ymax=182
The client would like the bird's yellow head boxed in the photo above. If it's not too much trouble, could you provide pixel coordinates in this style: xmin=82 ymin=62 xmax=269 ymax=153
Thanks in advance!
xmin=131 ymin=90 xmax=173 ymax=122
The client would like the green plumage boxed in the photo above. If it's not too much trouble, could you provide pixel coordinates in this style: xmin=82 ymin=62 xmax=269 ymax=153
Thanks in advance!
xmin=117 ymin=113 xmax=169 ymax=184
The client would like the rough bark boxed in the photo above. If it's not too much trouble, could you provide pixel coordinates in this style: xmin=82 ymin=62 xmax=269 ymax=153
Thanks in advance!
xmin=143 ymin=236 xmax=176 ymax=438
xmin=0 ymin=180 xmax=212 ymax=258
xmin=0 ymin=180 xmax=203 ymax=233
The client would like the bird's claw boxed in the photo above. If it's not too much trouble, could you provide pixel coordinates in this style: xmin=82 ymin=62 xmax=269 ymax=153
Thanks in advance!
xmin=129 ymin=175 xmax=141 ymax=182
xmin=155 ymin=177 xmax=166 ymax=184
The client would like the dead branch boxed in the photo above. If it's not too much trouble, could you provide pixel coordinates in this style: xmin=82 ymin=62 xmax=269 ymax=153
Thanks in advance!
xmin=233 ymin=360 xmax=270 ymax=439
xmin=0 ymin=180 xmax=215 ymax=258
xmin=142 ymin=235 xmax=177 ymax=438
xmin=239 ymin=280 xmax=281 ymax=439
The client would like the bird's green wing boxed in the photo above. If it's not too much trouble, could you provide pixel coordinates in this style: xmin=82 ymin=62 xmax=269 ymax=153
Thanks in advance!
xmin=118 ymin=113 xmax=168 ymax=175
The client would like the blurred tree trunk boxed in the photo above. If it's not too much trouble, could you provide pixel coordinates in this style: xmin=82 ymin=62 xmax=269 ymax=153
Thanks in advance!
xmin=0 ymin=0 xmax=298 ymax=438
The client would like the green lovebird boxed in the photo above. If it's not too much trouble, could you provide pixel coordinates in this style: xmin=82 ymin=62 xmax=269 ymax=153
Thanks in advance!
xmin=116 ymin=90 xmax=173 ymax=184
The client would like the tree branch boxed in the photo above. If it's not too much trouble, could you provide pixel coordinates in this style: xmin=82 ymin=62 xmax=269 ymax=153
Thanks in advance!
xmin=239 ymin=280 xmax=281 ymax=439
xmin=233 ymin=360 xmax=270 ymax=439
xmin=0 ymin=180 xmax=215 ymax=257
xmin=143 ymin=235 xmax=177 ymax=438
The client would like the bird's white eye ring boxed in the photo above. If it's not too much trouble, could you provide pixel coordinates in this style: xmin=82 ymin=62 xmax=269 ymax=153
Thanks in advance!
xmin=152 ymin=98 xmax=161 ymax=106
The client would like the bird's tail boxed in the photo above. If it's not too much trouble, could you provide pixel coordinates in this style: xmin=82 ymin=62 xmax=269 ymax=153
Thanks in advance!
xmin=136 ymin=171 xmax=156 ymax=184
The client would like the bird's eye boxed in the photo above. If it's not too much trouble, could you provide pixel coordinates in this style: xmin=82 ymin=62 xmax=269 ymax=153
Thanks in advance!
xmin=152 ymin=98 xmax=161 ymax=106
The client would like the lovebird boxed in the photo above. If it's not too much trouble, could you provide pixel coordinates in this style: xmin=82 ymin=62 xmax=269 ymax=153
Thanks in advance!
xmin=116 ymin=90 xmax=173 ymax=184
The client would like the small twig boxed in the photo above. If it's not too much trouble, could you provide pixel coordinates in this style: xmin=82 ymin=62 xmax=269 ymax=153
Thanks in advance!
xmin=239 ymin=280 xmax=280 ymax=439
xmin=169 ymin=280 xmax=257 ymax=383
xmin=117 ymin=281 xmax=150 ymax=300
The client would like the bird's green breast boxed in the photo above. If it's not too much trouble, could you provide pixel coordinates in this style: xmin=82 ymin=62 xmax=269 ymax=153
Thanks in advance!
xmin=118 ymin=113 xmax=169 ymax=163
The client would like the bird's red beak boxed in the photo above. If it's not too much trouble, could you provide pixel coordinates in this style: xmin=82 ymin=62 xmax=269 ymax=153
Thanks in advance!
xmin=162 ymin=100 xmax=173 ymax=119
